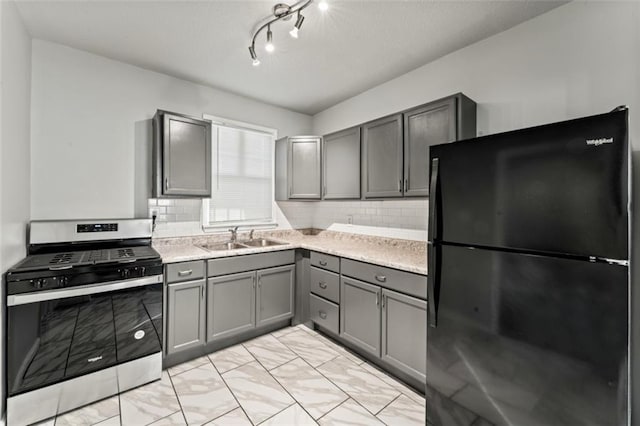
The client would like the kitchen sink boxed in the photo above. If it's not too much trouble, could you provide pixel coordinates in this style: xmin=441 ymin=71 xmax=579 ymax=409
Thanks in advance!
xmin=198 ymin=242 xmax=249 ymax=251
xmin=240 ymin=239 xmax=287 ymax=247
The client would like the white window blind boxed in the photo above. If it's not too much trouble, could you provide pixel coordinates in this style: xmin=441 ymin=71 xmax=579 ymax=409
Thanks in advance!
xmin=202 ymin=118 xmax=276 ymax=228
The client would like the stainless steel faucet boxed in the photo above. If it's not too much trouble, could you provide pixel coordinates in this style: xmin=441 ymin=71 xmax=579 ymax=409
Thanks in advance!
xmin=229 ymin=226 xmax=239 ymax=242
xmin=249 ymin=229 xmax=255 ymax=240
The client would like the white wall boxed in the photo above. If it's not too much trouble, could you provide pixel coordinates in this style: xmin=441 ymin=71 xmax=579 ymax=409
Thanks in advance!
xmin=1 ymin=0 xmax=32 ymax=415
xmin=313 ymin=2 xmax=640 ymax=144
xmin=30 ymin=40 xmax=313 ymax=221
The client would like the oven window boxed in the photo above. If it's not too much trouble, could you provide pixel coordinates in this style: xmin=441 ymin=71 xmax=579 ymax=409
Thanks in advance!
xmin=7 ymin=283 xmax=162 ymax=396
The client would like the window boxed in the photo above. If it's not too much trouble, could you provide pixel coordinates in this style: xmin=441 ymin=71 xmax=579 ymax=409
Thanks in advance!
xmin=201 ymin=115 xmax=277 ymax=229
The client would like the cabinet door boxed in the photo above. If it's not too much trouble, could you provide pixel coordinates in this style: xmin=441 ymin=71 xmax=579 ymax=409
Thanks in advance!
xmin=256 ymin=265 xmax=295 ymax=327
xmin=163 ymin=112 xmax=211 ymax=197
xmin=323 ymin=127 xmax=361 ymax=199
xmin=403 ymin=98 xmax=456 ymax=197
xmin=381 ymin=289 xmax=427 ymax=382
xmin=167 ymin=279 xmax=205 ymax=355
xmin=340 ymin=276 xmax=381 ymax=357
xmin=362 ymin=114 xmax=403 ymax=198
xmin=289 ymin=137 xmax=321 ymax=199
xmin=207 ymin=272 xmax=256 ymax=342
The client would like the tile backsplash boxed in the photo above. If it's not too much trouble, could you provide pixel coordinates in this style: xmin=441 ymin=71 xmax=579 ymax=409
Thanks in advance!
xmin=148 ymin=198 xmax=428 ymax=239
xmin=277 ymin=200 xmax=427 ymax=230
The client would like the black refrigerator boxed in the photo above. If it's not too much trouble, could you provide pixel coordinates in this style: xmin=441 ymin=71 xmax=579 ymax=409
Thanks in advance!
xmin=426 ymin=108 xmax=630 ymax=426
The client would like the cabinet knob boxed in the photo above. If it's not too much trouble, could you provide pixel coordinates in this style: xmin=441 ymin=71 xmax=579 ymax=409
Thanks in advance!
xmin=319 ymin=282 xmax=327 ymax=289
xmin=319 ymin=260 xmax=327 ymax=266
xmin=319 ymin=311 xmax=327 ymax=320
xmin=178 ymin=269 xmax=193 ymax=277
xmin=375 ymin=274 xmax=387 ymax=283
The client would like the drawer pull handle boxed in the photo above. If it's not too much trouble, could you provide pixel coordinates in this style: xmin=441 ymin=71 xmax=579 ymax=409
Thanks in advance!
xmin=319 ymin=311 xmax=327 ymax=320
xmin=178 ymin=270 xmax=193 ymax=277
xmin=375 ymin=274 xmax=386 ymax=283
xmin=319 ymin=282 xmax=328 ymax=289
xmin=319 ymin=260 xmax=328 ymax=266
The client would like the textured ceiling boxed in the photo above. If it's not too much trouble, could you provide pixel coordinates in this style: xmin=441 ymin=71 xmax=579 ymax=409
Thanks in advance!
xmin=16 ymin=0 xmax=567 ymax=115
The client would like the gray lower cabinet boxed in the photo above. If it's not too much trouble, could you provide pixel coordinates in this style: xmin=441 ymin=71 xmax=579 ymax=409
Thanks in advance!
xmin=381 ymin=289 xmax=427 ymax=382
xmin=323 ymin=127 xmax=361 ymax=199
xmin=362 ymin=114 xmax=404 ymax=199
xmin=206 ymin=271 xmax=256 ymax=342
xmin=167 ymin=279 xmax=206 ymax=355
xmin=340 ymin=276 xmax=382 ymax=357
xmin=257 ymin=265 xmax=295 ymax=327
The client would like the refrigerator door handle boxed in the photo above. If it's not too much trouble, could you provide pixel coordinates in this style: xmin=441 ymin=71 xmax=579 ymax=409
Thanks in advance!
xmin=427 ymin=157 xmax=439 ymax=327
xmin=428 ymin=158 xmax=439 ymax=242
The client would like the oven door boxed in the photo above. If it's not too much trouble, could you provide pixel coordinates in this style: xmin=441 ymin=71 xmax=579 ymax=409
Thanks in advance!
xmin=7 ymin=276 xmax=163 ymax=397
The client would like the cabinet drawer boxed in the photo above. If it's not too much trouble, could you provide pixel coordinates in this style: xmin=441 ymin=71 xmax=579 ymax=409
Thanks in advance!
xmin=166 ymin=260 xmax=205 ymax=283
xmin=341 ymin=258 xmax=426 ymax=300
xmin=208 ymin=250 xmax=295 ymax=277
xmin=310 ymin=267 xmax=340 ymax=304
xmin=310 ymin=251 xmax=340 ymax=273
xmin=310 ymin=294 xmax=339 ymax=334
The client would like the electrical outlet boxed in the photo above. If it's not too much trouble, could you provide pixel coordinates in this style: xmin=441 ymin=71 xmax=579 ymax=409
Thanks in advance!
xmin=347 ymin=214 xmax=353 ymax=224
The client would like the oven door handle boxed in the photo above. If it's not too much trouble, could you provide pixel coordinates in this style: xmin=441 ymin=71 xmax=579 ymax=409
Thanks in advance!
xmin=7 ymin=275 xmax=163 ymax=306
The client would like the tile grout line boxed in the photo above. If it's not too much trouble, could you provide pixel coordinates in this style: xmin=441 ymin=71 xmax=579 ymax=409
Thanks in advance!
xmin=166 ymin=369 xmax=190 ymax=426
xmin=374 ymin=392 xmax=402 ymax=417
xmin=211 ymin=357 xmax=255 ymax=425
xmin=166 ymin=357 xmax=210 ymax=379
xmin=144 ymin=410 xmax=182 ymax=426
xmin=265 ymin=357 xmax=321 ymax=424
xmin=313 ymin=354 xmax=401 ymax=419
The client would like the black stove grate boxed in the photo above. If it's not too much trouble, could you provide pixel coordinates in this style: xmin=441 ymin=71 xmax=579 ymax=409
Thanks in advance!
xmin=48 ymin=253 xmax=82 ymax=265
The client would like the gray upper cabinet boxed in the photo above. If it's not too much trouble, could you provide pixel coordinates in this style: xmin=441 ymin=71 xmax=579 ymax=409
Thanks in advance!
xmin=340 ymin=276 xmax=382 ymax=357
xmin=362 ymin=114 xmax=404 ymax=199
xmin=207 ymin=271 xmax=256 ymax=342
xmin=167 ymin=279 xmax=206 ymax=355
xmin=381 ymin=289 xmax=427 ymax=382
xmin=257 ymin=264 xmax=295 ymax=327
xmin=153 ymin=110 xmax=212 ymax=198
xmin=403 ymin=94 xmax=476 ymax=196
xmin=323 ymin=127 xmax=361 ymax=199
xmin=275 ymin=136 xmax=322 ymax=200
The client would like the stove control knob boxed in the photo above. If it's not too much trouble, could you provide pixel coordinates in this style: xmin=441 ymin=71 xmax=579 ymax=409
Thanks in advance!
xmin=34 ymin=279 xmax=47 ymax=289
xmin=58 ymin=276 xmax=69 ymax=286
xmin=121 ymin=268 xmax=130 ymax=279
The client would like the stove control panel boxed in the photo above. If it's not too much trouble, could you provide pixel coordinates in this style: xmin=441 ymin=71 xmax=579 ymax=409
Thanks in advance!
xmin=118 ymin=266 xmax=147 ymax=280
xmin=77 ymin=223 xmax=118 ymax=233
xmin=31 ymin=276 xmax=67 ymax=291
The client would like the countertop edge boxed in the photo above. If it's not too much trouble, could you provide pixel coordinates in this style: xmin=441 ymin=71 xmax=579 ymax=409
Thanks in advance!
xmin=155 ymin=241 xmax=427 ymax=276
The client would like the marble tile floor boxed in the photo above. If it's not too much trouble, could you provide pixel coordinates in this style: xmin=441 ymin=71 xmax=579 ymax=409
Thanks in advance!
xmin=34 ymin=324 xmax=426 ymax=426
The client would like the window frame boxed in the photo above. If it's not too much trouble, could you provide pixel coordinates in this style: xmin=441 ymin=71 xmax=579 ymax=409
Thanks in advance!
xmin=201 ymin=114 xmax=278 ymax=231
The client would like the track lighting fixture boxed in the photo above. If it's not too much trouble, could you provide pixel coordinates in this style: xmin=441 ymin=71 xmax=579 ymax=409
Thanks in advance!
xmin=248 ymin=0 xmax=326 ymax=66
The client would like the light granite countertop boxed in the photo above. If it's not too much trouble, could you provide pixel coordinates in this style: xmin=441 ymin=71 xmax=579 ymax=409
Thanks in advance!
xmin=153 ymin=229 xmax=427 ymax=276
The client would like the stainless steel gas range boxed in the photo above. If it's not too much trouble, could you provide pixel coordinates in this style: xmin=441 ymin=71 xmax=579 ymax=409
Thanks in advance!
xmin=5 ymin=219 xmax=163 ymax=425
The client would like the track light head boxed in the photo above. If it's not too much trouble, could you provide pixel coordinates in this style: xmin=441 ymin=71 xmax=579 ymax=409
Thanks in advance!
xmin=265 ymin=26 xmax=275 ymax=52
xmin=248 ymin=45 xmax=260 ymax=65
xmin=290 ymin=13 xmax=304 ymax=38
xmin=318 ymin=0 xmax=328 ymax=11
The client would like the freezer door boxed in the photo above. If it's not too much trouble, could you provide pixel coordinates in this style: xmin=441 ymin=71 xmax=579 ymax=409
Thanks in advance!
xmin=429 ymin=109 xmax=629 ymax=260
xmin=427 ymin=244 xmax=628 ymax=426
